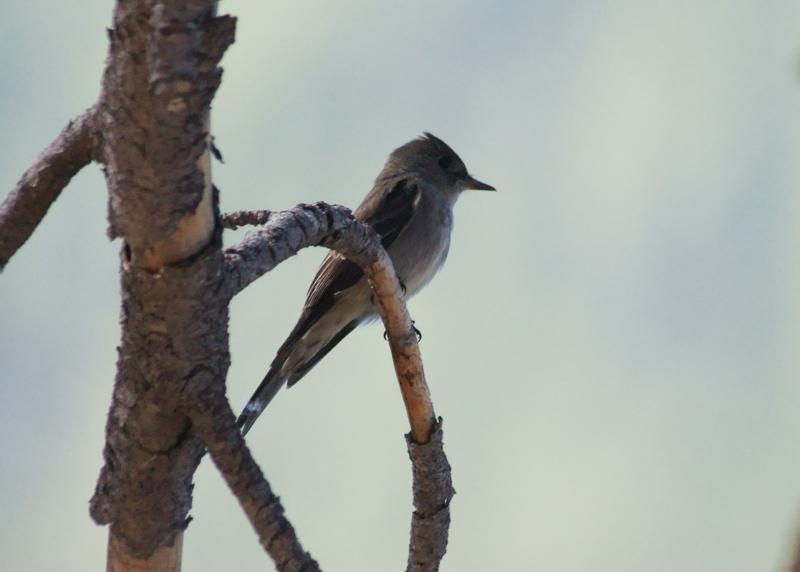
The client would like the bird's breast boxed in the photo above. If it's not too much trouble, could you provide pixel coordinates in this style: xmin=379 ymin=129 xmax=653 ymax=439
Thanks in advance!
xmin=388 ymin=196 xmax=453 ymax=298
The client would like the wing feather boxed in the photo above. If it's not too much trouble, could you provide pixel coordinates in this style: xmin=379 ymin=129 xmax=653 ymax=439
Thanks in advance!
xmin=270 ymin=179 xmax=419 ymax=374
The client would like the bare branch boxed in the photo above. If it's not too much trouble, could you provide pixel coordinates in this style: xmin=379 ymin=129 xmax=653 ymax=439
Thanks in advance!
xmin=224 ymin=201 xmax=453 ymax=567
xmin=221 ymin=208 xmax=272 ymax=229
xmin=186 ymin=384 xmax=319 ymax=572
xmin=406 ymin=421 xmax=454 ymax=572
xmin=0 ymin=106 xmax=96 ymax=270
xmin=224 ymin=201 xmax=436 ymax=441
xmin=223 ymin=202 xmax=352 ymax=296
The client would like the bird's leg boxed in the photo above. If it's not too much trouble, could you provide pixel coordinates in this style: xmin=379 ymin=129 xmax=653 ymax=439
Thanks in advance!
xmin=382 ymin=278 xmax=412 ymax=339
xmin=384 ymin=320 xmax=422 ymax=342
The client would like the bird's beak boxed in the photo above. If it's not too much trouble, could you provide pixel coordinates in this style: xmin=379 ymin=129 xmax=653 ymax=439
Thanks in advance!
xmin=463 ymin=175 xmax=496 ymax=191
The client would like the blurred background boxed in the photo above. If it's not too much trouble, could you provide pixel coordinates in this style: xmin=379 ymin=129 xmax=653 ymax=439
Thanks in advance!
xmin=1 ymin=1 xmax=799 ymax=570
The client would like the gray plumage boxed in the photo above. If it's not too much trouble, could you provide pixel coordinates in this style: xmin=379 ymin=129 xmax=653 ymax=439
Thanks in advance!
xmin=237 ymin=133 xmax=494 ymax=434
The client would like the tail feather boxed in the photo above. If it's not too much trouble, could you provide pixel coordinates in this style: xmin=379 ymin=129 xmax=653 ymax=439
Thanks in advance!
xmin=236 ymin=367 xmax=285 ymax=435
xmin=237 ymin=319 xmax=360 ymax=435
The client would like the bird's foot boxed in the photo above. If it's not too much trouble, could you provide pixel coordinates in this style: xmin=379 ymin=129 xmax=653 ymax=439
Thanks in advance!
xmin=383 ymin=320 xmax=422 ymax=342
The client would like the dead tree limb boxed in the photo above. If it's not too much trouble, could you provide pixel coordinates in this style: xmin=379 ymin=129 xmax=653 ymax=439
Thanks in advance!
xmin=90 ymin=0 xmax=237 ymax=568
xmin=0 ymin=107 xmax=97 ymax=270
xmin=224 ymin=202 xmax=436 ymax=442
xmin=221 ymin=208 xmax=272 ymax=229
xmin=3 ymin=1 xmax=454 ymax=569
xmin=406 ymin=421 xmax=454 ymax=572
xmin=186 ymin=379 xmax=320 ymax=572
xmin=224 ymin=204 xmax=455 ymax=571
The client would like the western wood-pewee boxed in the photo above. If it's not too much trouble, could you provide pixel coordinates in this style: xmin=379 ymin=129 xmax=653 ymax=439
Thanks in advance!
xmin=237 ymin=133 xmax=494 ymax=434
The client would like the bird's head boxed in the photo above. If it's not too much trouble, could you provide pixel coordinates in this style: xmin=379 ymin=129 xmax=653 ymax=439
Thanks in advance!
xmin=385 ymin=132 xmax=495 ymax=196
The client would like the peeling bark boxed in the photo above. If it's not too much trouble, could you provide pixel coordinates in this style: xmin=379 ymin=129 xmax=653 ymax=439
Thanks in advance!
xmin=99 ymin=0 xmax=234 ymax=253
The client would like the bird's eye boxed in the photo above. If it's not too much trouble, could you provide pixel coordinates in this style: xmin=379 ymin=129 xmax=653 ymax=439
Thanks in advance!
xmin=438 ymin=155 xmax=453 ymax=170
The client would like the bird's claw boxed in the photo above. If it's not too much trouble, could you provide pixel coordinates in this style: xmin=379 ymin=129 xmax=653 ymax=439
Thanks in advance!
xmin=383 ymin=320 xmax=422 ymax=342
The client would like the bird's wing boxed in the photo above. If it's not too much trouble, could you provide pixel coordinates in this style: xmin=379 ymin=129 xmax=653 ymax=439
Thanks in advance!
xmin=305 ymin=178 xmax=419 ymax=310
xmin=236 ymin=179 xmax=421 ymax=432
xmin=272 ymin=179 xmax=420 ymax=372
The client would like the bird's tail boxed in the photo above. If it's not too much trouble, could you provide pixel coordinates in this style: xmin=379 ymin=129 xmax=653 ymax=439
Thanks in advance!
xmin=236 ymin=366 xmax=285 ymax=436
xmin=236 ymin=318 xmax=360 ymax=435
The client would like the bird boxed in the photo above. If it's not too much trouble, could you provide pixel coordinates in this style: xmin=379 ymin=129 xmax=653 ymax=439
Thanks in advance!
xmin=237 ymin=133 xmax=494 ymax=434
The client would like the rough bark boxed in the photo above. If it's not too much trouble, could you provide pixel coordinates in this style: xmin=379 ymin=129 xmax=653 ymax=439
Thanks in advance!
xmin=89 ymin=231 xmax=228 ymax=557
xmin=0 ymin=107 xmax=97 ymax=270
xmin=90 ymin=0 xmax=237 ymax=562
xmin=98 ymin=0 xmax=234 ymax=265
xmin=406 ymin=421 xmax=454 ymax=572
xmin=220 ymin=208 xmax=272 ymax=229
xmin=186 ymin=381 xmax=320 ymax=572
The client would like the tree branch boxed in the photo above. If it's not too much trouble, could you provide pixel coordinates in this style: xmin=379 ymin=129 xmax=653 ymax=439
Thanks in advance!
xmin=99 ymin=0 xmax=234 ymax=266
xmin=91 ymin=2 xmax=237 ymax=567
xmin=406 ymin=421 xmax=454 ymax=572
xmin=221 ymin=208 xmax=272 ymax=229
xmin=224 ymin=204 xmax=454 ymax=570
xmin=223 ymin=202 xmax=436 ymax=442
xmin=186 ymin=383 xmax=320 ymax=572
xmin=0 ymin=106 xmax=97 ymax=270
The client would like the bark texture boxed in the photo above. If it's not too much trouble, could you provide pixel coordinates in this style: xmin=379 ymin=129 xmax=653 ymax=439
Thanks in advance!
xmin=221 ymin=208 xmax=272 ymax=229
xmin=0 ymin=107 xmax=97 ymax=270
xmin=99 ymin=0 xmax=234 ymax=251
xmin=89 ymin=0 xmax=238 ymax=562
xmin=406 ymin=421 xmax=454 ymax=572
xmin=89 ymin=231 xmax=228 ymax=557
xmin=187 ymin=382 xmax=319 ymax=572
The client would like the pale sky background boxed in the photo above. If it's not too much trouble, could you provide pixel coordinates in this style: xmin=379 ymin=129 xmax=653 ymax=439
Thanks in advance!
xmin=1 ymin=2 xmax=799 ymax=571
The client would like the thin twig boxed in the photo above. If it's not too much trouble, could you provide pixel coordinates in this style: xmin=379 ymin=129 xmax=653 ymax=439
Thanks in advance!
xmin=0 ymin=106 xmax=96 ymax=270
xmin=221 ymin=209 xmax=272 ymax=229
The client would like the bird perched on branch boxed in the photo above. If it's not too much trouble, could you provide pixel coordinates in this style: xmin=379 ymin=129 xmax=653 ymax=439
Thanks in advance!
xmin=237 ymin=133 xmax=494 ymax=434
